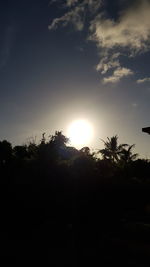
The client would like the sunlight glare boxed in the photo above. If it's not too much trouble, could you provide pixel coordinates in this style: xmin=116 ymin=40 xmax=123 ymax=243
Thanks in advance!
xmin=67 ymin=119 xmax=94 ymax=148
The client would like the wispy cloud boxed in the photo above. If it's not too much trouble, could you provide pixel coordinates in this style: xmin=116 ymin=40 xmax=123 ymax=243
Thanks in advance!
xmin=132 ymin=102 xmax=138 ymax=108
xmin=66 ymin=0 xmax=79 ymax=7
xmin=103 ymin=67 xmax=134 ymax=84
xmin=49 ymin=0 xmax=102 ymax=31
xmin=48 ymin=5 xmax=85 ymax=31
xmin=137 ymin=77 xmax=150 ymax=84
xmin=0 ymin=25 xmax=16 ymax=70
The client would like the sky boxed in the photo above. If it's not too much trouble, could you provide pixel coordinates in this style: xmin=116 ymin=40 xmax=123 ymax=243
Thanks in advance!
xmin=0 ymin=0 xmax=150 ymax=157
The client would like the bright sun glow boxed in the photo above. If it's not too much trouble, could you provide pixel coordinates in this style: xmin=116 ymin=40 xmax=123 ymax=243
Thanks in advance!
xmin=67 ymin=119 xmax=94 ymax=148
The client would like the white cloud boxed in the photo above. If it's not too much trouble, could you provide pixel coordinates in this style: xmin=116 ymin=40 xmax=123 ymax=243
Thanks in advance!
xmin=90 ymin=0 xmax=150 ymax=53
xmin=137 ymin=77 xmax=150 ymax=83
xmin=49 ymin=0 xmax=150 ymax=83
xmin=103 ymin=67 xmax=134 ymax=84
xmin=96 ymin=52 xmax=120 ymax=74
xmin=89 ymin=0 xmax=150 ymax=80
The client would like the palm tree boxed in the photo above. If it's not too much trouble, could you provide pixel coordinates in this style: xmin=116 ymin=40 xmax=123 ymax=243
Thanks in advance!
xmin=99 ymin=135 xmax=128 ymax=163
xmin=119 ymin=144 xmax=138 ymax=164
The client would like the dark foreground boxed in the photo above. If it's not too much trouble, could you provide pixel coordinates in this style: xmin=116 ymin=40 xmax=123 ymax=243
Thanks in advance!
xmin=1 ymin=172 xmax=150 ymax=266
xmin=0 ymin=136 xmax=150 ymax=265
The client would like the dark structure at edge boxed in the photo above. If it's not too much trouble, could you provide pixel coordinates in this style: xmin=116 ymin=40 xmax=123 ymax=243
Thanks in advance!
xmin=142 ymin=127 xmax=150 ymax=135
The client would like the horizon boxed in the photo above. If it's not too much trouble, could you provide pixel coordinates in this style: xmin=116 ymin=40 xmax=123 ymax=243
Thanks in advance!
xmin=0 ymin=0 xmax=150 ymax=158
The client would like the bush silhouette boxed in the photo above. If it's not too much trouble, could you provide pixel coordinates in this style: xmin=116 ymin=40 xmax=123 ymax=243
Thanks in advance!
xmin=0 ymin=132 xmax=150 ymax=265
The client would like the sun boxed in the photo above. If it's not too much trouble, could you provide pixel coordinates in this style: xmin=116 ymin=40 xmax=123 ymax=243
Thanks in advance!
xmin=67 ymin=119 xmax=94 ymax=148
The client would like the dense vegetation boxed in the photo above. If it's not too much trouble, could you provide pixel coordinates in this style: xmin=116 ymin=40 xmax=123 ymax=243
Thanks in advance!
xmin=1 ymin=131 xmax=150 ymax=265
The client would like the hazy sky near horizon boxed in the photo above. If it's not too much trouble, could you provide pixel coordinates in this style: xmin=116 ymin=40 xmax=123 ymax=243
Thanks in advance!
xmin=0 ymin=0 xmax=150 ymax=157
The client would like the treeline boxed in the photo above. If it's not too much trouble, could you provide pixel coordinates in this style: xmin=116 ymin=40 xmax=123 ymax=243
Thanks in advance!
xmin=0 ymin=131 xmax=150 ymax=265
xmin=0 ymin=131 xmax=149 ymax=182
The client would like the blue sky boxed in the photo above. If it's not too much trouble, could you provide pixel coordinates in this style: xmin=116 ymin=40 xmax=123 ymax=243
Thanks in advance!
xmin=0 ymin=0 xmax=150 ymax=157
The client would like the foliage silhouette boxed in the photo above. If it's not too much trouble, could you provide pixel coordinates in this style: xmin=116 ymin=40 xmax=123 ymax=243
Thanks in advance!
xmin=99 ymin=135 xmax=128 ymax=162
xmin=0 ymin=131 xmax=150 ymax=265
xmin=119 ymin=144 xmax=138 ymax=164
xmin=0 ymin=140 xmax=12 ymax=165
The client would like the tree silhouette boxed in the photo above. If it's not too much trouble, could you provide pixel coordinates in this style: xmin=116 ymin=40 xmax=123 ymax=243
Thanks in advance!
xmin=49 ymin=131 xmax=69 ymax=148
xmin=13 ymin=145 xmax=28 ymax=160
xmin=99 ymin=135 xmax=128 ymax=162
xmin=37 ymin=131 xmax=70 ymax=164
xmin=0 ymin=140 xmax=12 ymax=165
xmin=119 ymin=144 xmax=138 ymax=164
xmin=80 ymin=147 xmax=91 ymax=156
